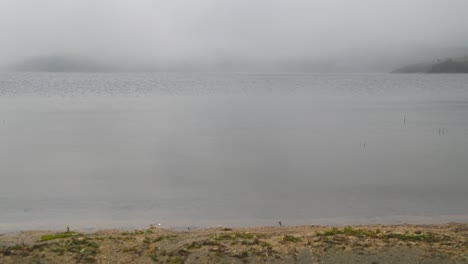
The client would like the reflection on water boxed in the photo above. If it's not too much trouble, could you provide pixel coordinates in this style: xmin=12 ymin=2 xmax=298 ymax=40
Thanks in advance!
xmin=1 ymin=73 xmax=467 ymax=232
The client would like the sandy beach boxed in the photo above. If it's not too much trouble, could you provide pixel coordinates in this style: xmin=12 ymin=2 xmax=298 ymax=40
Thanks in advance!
xmin=1 ymin=223 xmax=466 ymax=263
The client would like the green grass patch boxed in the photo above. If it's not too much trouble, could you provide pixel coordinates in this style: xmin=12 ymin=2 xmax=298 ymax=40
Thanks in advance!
xmin=40 ymin=232 xmax=80 ymax=241
xmin=47 ymin=237 xmax=100 ymax=257
xmin=343 ymin=226 xmax=379 ymax=238
xmin=318 ymin=227 xmax=341 ymax=236
xmin=316 ymin=227 xmax=438 ymax=242
xmin=214 ymin=232 xmax=254 ymax=240
xmin=317 ymin=227 xmax=379 ymax=238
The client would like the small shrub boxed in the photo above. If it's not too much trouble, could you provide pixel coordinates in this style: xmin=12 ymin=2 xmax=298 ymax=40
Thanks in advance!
xmin=214 ymin=232 xmax=254 ymax=240
xmin=149 ymin=254 xmax=158 ymax=262
xmin=260 ymin=241 xmax=272 ymax=247
xmin=281 ymin=235 xmax=302 ymax=243
xmin=318 ymin=227 xmax=341 ymax=236
xmin=202 ymin=240 xmax=220 ymax=246
xmin=186 ymin=242 xmax=202 ymax=250
xmin=170 ymin=256 xmax=184 ymax=264
xmin=317 ymin=227 xmax=378 ymax=238
xmin=386 ymin=232 xmax=438 ymax=242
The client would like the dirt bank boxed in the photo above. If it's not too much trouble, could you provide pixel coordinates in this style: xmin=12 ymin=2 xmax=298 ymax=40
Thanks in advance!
xmin=1 ymin=223 xmax=467 ymax=263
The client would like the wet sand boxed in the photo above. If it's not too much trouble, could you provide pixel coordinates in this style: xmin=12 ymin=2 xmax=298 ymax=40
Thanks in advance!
xmin=1 ymin=223 xmax=467 ymax=263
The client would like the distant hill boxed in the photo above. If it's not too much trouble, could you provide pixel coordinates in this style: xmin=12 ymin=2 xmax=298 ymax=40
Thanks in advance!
xmin=392 ymin=56 xmax=468 ymax=73
xmin=10 ymin=51 xmax=468 ymax=73
xmin=12 ymin=55 xmax=115 ymax=72
xmin=10 ymin=55 xmax=367 ymax=73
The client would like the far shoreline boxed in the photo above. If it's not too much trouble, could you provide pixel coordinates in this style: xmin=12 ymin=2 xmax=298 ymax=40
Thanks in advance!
xmin=3 ymin=213 xmax=468 ymax=235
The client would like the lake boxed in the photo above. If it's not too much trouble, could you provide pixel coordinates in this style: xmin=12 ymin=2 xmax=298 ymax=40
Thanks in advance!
xmin=1 ymin=72 xmax=467 ymax=232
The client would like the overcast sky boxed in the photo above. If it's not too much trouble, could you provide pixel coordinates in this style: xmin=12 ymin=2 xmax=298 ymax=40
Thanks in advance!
xmin=1 ymin=0 xmax=467 ymax=69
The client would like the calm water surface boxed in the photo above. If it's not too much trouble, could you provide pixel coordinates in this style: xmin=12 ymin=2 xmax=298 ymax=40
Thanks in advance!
xmin=1 ymin=73 xmax=467 ymax=232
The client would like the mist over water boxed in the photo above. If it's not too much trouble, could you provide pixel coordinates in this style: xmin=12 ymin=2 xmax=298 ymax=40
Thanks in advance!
xmin=2 ymin=0 xmax=468 ymax=72
xmin=1 ymin=73 xmax=467 ymax=232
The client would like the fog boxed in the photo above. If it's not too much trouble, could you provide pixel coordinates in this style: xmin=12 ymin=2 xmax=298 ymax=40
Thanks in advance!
xmin=1 ymin=0 xmax=468 ymax=72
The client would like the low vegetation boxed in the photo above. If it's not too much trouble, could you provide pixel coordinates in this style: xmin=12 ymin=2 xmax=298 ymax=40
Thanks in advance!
xmin=317 ymin=226 xmax=439 ymax=242
xmin=149 ymin=254 xmax=158 ymax=262
xmin=386 ymin=232 xmax=438 ymax=242
xmin=1 ymin=224 xmax=464 ymax=263
xmin=281 ymin=235 xmax=302 ymax=243
xmin=186 ymin=241 xmax=202 ymax=250
xmin=213 ymin=232 xmax=255 ymax=241
xmin=40 ymin=231 xmax=81 ymax=241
